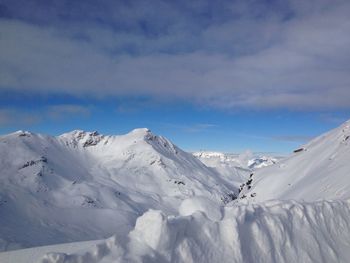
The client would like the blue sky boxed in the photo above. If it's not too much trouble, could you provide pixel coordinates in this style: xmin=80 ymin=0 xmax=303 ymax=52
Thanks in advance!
xmin=0 ymin=0 xmax=350 ymax=153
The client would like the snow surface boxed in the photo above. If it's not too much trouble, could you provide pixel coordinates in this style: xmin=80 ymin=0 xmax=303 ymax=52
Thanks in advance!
xmin=0 ymin=128 xmax=241 ymax=251
xmin=246 ymin=120 xmax=350 ymax=201
xmin=2 ymin=121 xmax=350 ymax=262
xmin=1 ymin=198 xmax=350 ymax=263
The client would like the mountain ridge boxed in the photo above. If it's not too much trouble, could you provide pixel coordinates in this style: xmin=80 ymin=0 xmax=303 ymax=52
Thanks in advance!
xmin=0 ymin=128 xmax=243 ymax=251
xmin=241 ymin=120 xmax=350 ymax=201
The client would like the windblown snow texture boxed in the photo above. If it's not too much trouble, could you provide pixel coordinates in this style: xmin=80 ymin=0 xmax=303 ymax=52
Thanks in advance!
xmin=1 ymin=199 xmax=350 ymax=263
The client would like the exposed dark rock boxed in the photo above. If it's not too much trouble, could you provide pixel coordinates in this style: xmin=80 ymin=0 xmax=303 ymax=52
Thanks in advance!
xmin=82 ymin=196 xmax=98 ymax=207
xmin=221 ymin=193 xmax=237 ymax=204
xmin=21 ymin=160 xmax=36 ymax=168
xmin=18 ymin=131 xmax=31 ymax=137
xmin=20 ymin=157 xmax=48 ymax=169
xmin=174 ymin=180 xmax=185 ymax=185
xmin=238 ymin=183 xmax=245 ymax=193
xmin=83 ymin=139 xmax=99 ymax=147
xmin=293 ymin=148 xmax=304 ymax=153
xmin=91 ymin=131 xmax=99 ymax=136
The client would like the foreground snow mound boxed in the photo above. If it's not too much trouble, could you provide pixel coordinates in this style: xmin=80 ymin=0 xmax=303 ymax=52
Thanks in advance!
xmin=0 ymin=129 xmax=240 ymax=251
xmin=246 ymin=120 xmax=350 ymax=201
xmin=7 ymin=199 xmax=348 ymax=263
xmin=178 ymin=196 xmax=222 ymax=221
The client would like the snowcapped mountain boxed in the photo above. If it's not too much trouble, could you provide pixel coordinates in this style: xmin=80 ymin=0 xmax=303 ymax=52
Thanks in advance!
xmin=247 ymin=155 xmax=279 ymax=169
xmin=2 ymin=121 xmax=350 ymax=263
xmin=241 ymin=120 xmax=350 ymax=202
xmin=192 ymin=151 xmax=250 ymax=187
xmin=0 ymin=128 xmax=242 ymax=251
xmin=193 ymin=151 xmax=279 ymax=170
xmin=193 ymin=151 xmax=244 ymax=168
xmin=193 ymin=151 xmax=279 ymax=184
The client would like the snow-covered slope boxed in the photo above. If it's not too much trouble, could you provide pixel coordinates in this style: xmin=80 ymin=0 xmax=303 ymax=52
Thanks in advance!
xmin=245 ymin=120 xmax=350 ymax=201
xmin=0 ymin=129 xmax=241 ymax=251
xmin=192 ymin=151 xmax=250 ymax=187
xmin=2 ymin=198 xmax=350 ymax=263
xmin=3 ymin=120 xmax=350 ymax=263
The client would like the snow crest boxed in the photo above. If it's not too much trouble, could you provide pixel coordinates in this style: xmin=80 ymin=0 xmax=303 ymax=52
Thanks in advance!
xmin=35 ymin=199 xmax=350 ymax=263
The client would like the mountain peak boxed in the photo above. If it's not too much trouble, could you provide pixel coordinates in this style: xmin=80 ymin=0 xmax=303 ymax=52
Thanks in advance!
xmin=59 ymin=130 xmax=104 ymax=147
xmin=60 ymin=130 xmax=101 ymax=138
xmin=126 ymin=128 xmax=156 ymax=142
xmin=13 ymin=130 xmax=32 ymax=137
xmin=129 ymin=128 xmax=152 ymax=135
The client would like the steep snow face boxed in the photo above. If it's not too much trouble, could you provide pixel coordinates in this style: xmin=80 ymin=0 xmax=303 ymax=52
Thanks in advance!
xmin=2 ymin=198 xmax=350 ymax=263
xmin=246 ymin=120 xmax=350 ymax=201
xmin=0 ymin=129 xmax=241 ymax=251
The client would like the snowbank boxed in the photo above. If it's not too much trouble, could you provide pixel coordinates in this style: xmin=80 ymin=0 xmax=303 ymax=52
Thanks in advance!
xmin=1 ymin=198 xmax=348 ymax=263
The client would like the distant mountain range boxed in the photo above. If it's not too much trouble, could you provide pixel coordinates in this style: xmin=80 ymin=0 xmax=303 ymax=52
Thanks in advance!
xmin=1 ymin=121 xmax=350 ymax=263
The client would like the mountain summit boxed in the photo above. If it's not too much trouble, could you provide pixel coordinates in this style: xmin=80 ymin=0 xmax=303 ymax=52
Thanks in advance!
xmin=0 ymin=129 xmax=241 ymax=251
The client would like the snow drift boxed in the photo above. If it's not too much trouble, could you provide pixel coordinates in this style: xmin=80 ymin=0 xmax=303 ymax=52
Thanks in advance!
xmin=1 ymin=198 xmax=350 ymax=263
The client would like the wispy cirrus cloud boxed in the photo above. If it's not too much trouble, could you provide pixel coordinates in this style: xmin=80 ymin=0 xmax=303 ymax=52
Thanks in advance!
xmin=0 ymin=0 xmax=350 ymax=111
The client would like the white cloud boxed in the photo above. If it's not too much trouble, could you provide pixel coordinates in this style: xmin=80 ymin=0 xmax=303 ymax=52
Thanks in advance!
xmin=0 ymin=0 xmax=349 ymax=110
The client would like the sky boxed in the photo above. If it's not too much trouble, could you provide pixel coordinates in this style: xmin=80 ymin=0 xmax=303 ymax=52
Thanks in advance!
xmin=0 ymin=0 xmax=350 ymax=153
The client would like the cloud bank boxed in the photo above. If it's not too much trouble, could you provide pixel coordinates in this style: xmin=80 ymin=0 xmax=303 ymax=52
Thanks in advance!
xmin=0 ymin=0 xmax=350 ymax=110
